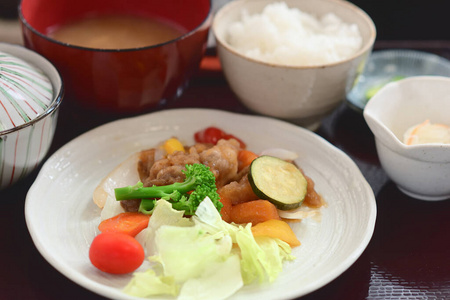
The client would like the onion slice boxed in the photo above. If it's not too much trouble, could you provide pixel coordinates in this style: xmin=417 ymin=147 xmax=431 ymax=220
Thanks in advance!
xmin=93 ymin=152 xmax=141 ymax=208
xmin=259 ymin=148 xmax=299 ymax=161
xmin=277 ymin=206 xmax=321 ymax=221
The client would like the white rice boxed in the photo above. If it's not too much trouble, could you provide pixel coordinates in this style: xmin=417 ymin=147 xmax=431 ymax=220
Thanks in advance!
xmin=226 ymin=2 xmax=363 ymax=66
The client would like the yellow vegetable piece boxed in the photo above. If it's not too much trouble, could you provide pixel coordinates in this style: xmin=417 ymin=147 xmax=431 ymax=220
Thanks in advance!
xmin=251 ymin=219 xmax=301 ymax=247
xmin=163 ymin=138 xmax=185 ymax=154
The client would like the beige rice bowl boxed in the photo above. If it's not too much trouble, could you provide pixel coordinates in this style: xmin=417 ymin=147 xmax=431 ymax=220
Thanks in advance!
xmin=226 ymin=2 xmax=363 ymax=66
xmin=213 ymin=0 xmax=376 ymax=129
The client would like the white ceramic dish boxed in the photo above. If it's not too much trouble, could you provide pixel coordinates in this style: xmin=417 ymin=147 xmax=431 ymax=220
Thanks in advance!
xmin=363 ymin=76 xmax=450 ymax=201
xmin=213 ymin=0 xmax=376 ymax=130
xmin=25 ymin=109 xmax=376 ymax=300
xmin=347 ymin=49 xmax=450 ymax=111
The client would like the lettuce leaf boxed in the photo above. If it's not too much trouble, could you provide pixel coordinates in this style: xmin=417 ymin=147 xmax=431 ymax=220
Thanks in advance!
xmin=123 ymin=268 xmax=179 ymax=297
xmin=233 ymin=223 xmax=295 ymax=284
xmin=154 ymin=224 xmax=232 ymax=283
xmin=124 ymin=197 xmax=295 ymax=299
xmin=178 ymin=255 xmax=243 ymax=300
xmin=135 ymin=199 xmax=193 ymax=255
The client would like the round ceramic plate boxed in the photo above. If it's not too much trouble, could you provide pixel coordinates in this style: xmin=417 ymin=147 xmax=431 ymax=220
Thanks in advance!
xmin=25 ymin=108 xmax=376 ymax=300
xmin=347 ymin=49 xmax=450 ymax=112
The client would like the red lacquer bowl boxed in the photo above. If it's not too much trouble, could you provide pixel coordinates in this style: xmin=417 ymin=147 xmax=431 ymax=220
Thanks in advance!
xmin=19 ymin=0 xmax=211 ymax=113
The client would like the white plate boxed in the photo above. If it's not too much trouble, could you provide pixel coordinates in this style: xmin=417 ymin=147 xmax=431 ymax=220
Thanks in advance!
xmin=25 ymin=108 xmax=376 ymax=300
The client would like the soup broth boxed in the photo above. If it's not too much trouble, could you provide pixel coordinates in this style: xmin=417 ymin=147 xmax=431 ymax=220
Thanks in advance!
xmin=48 ymin=14 xmax=185 ymax=49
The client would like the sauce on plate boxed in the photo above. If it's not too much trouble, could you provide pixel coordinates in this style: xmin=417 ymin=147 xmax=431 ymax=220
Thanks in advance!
xmin=48 ymin=14 xmax=185 ymax=49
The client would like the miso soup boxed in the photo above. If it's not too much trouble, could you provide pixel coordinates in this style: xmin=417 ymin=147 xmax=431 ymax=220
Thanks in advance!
xmin=48 ymin=14 xmax=185 ymax=49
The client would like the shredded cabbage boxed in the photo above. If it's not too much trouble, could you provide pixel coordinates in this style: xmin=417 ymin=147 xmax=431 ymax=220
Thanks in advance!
xmin=154 ymin=224 xmax=232 ymax=283
xmin=236 ymin=225 xmax=295 ymax=284
xmin=135 ymin=199 xmax=193 ymax=255
xmin=177 ymin=255 xmax=243 ymax=300
xmin=124 ymin=197 xmax=295 ymax=299
xmin=123 ymin=269 xmax=179 ymax=297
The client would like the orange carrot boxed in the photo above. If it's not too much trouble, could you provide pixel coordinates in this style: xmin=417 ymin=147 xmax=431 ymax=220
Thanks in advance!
xmin=230 ymin=200 xmax=281 ymax=225
xmin=98 ymin=212 xmax=150 ymax=237
xmin=251 ymin=219 xmax=301 ymax=247
xmin=219 ymin=196 xmax=232 ymax=223
xmin=238 ymin=150 xmax=259 ymax=170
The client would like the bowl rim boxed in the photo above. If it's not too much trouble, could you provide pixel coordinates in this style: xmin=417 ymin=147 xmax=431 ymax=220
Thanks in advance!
xmin=365 ymin=48 xmax=450 ymax=65
xmin=346 ymin=48 xmax=450 ymax=112
xmin=18 ymin=0 xmax=212 ymax=52
xmin=0 ymin=43 xmax=64 ymax=136
xmin=363 ymin=76 xmax=450 ymax=156
xmin=212 ymin=0 xmax=376 ymax=69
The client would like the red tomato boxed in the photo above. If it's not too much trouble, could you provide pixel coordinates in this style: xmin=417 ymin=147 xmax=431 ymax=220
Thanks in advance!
xmin=194 ymin=127 xmax=246 ymax=148
xmin=89 ymin=232 xmax=145 ymax=274
xmin=194 ymin=127 xmax=224 ymax=144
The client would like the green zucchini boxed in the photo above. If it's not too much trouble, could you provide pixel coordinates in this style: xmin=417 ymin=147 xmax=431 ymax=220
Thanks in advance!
xmin=248 ymin=155 xmax=307 ymax=210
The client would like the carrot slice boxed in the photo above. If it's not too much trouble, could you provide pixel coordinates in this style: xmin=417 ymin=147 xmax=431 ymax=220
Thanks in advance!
xmin=230 ymin=200 xmax=281 ymax=225
xmin=238 ymin=150 xmax=259 ymax=170
xmin=219 ymin=196 xmax=232 ymax=223
xmin=251 ymin=219 xmax=301 ymax=247
xmin=98 ymin=212 xmax=150 ymax=237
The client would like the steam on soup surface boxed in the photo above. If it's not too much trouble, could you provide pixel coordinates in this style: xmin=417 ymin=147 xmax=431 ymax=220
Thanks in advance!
xmin=48 ymin=14 xmax=185 ymax=49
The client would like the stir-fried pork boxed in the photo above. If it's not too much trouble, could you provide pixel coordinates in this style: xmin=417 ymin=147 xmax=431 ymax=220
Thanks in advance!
xmin=144 ymin=148 xmax=201 ymax=187
xmin=199 ymin=139 xmax=240 ymax=188
xmin=122 ymin=138 xmax=245 ymax=212
xmin=217 ymin=167 xmax=259 ymax=205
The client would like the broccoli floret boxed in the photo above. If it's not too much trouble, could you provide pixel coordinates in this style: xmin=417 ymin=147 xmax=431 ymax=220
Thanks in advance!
xmin=114 ymin=164 xmax=222 ymax=215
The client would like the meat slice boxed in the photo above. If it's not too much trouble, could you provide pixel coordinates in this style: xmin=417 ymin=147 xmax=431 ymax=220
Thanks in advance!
xmin=137 ymin=148 xmax=156 ymax=181
xmin=121 ymin=139 xmax=241 ymax=212
xmin=218 ymin=170 xmax=259 ymax=205
xmin=199 ymin=139 xmax=241 ymax=188
xmin=141 ymin=147 xmax=201 ymax=187
xmin=120 ymin=199 xmax=141 ymax=213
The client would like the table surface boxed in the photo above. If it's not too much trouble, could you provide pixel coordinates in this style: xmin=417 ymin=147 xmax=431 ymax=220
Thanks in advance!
xmin=1 ymin=41 xmax=450 ymax=300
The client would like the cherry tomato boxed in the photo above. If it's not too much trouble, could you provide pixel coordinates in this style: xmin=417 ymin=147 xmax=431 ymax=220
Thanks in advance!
xmin=89 ymin=232 xmax=145 ymax=274
xmin=195 ymin=127 xmax=224 ymax=144
xmin=194 ymin=127 xmax=246 ymax=148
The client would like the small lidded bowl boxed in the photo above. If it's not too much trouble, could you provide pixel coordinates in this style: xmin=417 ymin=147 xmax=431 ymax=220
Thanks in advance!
xmin=363 ymin=76 xmax=450 ymax=201
xmin=0 ymin=43 xmax=63 ymax=190
xmin=213 ymin=0 xmax=376 ymax=130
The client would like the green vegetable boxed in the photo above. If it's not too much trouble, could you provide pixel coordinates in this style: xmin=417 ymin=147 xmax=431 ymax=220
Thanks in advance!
xmin=248 ymin=156 xmax=307 ymax=210
xmin=237 ymin=226 xmax=295 ymax=284
xmin=123 ymin=269 xmax=179 ymax=297
xmin=124 ymin=198 xmax=244 ymax=299
xmin=114 ymin=163 xmax=222 ymax=215
xmin=123 ymin=198 xmax=295 ymax=298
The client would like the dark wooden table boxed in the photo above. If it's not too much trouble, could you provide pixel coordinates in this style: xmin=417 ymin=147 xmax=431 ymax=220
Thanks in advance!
xmin=1 ymin=42 xmax=450 ymax=300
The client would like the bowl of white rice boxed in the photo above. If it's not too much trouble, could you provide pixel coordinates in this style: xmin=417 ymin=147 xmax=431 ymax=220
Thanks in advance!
xmin=213 ymin=0 xmax=376 ymax=130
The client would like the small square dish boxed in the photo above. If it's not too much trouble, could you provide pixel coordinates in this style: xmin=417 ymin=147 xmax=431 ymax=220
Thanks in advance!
xmin=346 ymin=49 xmax=450 ymax=112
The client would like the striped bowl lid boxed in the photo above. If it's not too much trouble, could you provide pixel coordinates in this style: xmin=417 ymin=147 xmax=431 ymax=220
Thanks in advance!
xmin=0 ymin=50 xmax=53 ymax=132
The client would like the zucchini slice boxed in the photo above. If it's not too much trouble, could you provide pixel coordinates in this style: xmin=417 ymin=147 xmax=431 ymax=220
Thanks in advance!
xmin=248 ymin=155 xmax=307 ymax=210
